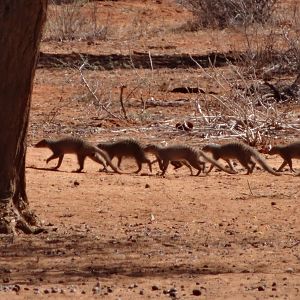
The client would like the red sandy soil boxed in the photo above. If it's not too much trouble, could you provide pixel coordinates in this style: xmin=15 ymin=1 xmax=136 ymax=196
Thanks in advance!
xmin=1 ymin=0 xmax=300 ymax=299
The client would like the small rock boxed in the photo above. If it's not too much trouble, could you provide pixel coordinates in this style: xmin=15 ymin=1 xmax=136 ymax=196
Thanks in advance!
xmin=74 ymin=180 xmax=80 ymax=186
xmin=139 ymin=290 xmax=144 ymax=295
xmin=12 ymin=285 xmax=21 ymax=292
xmin=107 ymin=287 xmax=113 ymax=293
xmin=286 ymin=267 xmax=294 ymax=273
xmin=258 ymin=286 xmax=265 ymax=291
xmin=271 ymin=201 xmax=276 ymax=206
xmin=152 ymin=285 xmax=160 ymax=291
xmin=44 ymin=289 xmax=50 ymax=294
xmin=51 ymin=287 xmax=59 ymax=293
xmin=169 ymin=291 xmax=177 ymax=297
xmin=145 ymin=183 xmax=150 ymax=188
xmin=192 ymin=289 xmax=202 ymax=296
xmin=92 ymin=287 xmax=100 ymax=294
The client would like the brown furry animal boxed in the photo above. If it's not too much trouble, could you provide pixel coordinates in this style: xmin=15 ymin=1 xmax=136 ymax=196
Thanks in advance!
xmin=97 ymin=139 xmax=152 ymax=173
xmin=35 ymin=137 xmax=120 ymax=173
xmin=202 ymin=142 xmax=281 ymax=176
xmin=268 ymin=142 xmax=300 ymax=173
xmin=144 ymin=144 xmax=235 ymax=176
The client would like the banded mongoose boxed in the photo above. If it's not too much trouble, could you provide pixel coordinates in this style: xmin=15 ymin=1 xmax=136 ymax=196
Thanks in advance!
xmin=268 ymin=142 xmax=300 ymax=173
xmin=97 ymin=139 xmax=152 ymax=173
xmin=144 ymin=144 xmax=235 ymax=176
xmin=202 ymin=142 xmax=281 ymax=176
xmin=35 ymin=137 xmax=120 ymax=173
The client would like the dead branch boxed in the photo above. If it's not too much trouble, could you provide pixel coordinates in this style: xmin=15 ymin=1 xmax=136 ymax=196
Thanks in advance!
xmin=79 ymin=62 xmax=121 ymax=120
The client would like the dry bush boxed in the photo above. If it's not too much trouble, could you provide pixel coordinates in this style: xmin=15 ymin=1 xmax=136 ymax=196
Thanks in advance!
xmin=240 ymin=20 xmax=300 ymax=77
xmin=44 ymin=0 xmax=108 ymax=41
xmin=191 ymin=58 xmax=298 ymax=145
xmin=179 ymin=0 xmax=277 ymax=29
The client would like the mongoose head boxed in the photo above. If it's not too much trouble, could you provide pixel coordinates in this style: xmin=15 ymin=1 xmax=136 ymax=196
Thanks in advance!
xmin=97 ymin=142 xmax=109 ymax=150
xmin=143 ymin=144 xmax=158 ymax=154
xmin=35 ymin=139 xmax=49 ymax=148
xmin=202 ymin=144 xmax=218 ymax=152
xmin=268 ymin=145 xmax=279 ymax=155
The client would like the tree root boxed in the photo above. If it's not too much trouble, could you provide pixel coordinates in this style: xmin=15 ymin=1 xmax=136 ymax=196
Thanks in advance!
xmin=0 ymin=201 xmax=46 ymax=235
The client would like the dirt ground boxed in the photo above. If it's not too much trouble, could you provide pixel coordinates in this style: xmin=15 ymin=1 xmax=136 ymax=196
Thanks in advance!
xmin=0 ymin=149 xmax=299 ymax=299
xmin=1 ymin=0 xmax=300 ymax=299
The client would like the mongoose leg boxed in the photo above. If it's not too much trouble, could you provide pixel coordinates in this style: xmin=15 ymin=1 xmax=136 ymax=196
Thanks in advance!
xmin=45 ymin=153 xmax=63 ymax=170
xmin=117 ymin=156 xmax=123 ymax=169
xmin=53 ymin=154 xmax=64 ymax=170
xmin=146 ymin=159 xmax=152 ymax=173
xmin=182 ymin=161 xmax=194 ymax=175
xmin=161 ymin=160 xmax=169 ymax=176
xmin=46 ymin=153 xmax=60 ymax=164
xmin=237 ymin=158 xmax=252 ymax=175
xmin=76 ymin=154 xmax=86 ymax=172
xmin=206 ymin=164 xmax=214 ymax=174
xmin=276 ymin=160 xmax=288 ymax=172
xmin=89 ymin=154 xmax=107 ymax=171
xmin=249 ymin=159 xmax=256 ymax=173
xmin=284 ymin=158 xmax=295 ymax=172
xmin=225 ymin=159 xmax=237 ymax=173
xmin=190 ymin=160 xmax=204 ymax=176
xmin=152 ymin=158 xmax=163 ymax=172
xmin=134 ymin=160 xmax=142 ymax=174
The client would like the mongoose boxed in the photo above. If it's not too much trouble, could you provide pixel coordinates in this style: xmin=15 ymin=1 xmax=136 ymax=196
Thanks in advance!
xmin=144 ymin=144 xmax=235 ymax=176
xmin=202 ymin=142 xmax=281 ymax=176
xmin=268 ymin=142 xmax=300 ymax=173
xmin=97 ymin=139 xmax=152 ymax=173
xmin=35 ymin=137 xmax=120 ymax=173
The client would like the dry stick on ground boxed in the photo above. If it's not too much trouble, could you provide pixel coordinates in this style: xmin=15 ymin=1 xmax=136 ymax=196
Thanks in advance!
xmin=119 ymin=84 xmax=128 ymax=120
xmin=79 ymin=62 xmax=121 ymax=120
xmin=247 ymin=180 xmax=254 ymax=196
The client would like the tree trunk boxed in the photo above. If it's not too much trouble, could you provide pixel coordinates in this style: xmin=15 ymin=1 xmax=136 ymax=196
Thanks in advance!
xmin=0 ymin=1 xmax=48 ymax=234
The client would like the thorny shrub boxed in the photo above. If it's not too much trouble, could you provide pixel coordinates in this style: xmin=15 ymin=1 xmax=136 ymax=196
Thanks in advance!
xmin=180 ymin=0 xmax=278 ymax=29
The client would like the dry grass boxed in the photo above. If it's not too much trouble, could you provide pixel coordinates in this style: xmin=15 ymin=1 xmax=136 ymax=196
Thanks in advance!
xmin=44 ymin=0 xmax=108 ymax=41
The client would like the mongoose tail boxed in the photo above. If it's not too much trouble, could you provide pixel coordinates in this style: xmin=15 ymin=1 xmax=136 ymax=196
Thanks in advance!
xmin=198 ymin=150 xmax=237 ymax=175
xmin=94 ymin=147 xmax=121 ymax=174
xmin=251 ymin=149 xmax=281 ymax=176
xmin=35 ymin=137 xmax=121 ymax=173
xmin=268 ymin=142 xmax=300 ymax=173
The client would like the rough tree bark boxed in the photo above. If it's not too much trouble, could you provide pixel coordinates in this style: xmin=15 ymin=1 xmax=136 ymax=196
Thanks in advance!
xmin=0 ymin=1 xmax=48 ymax=234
